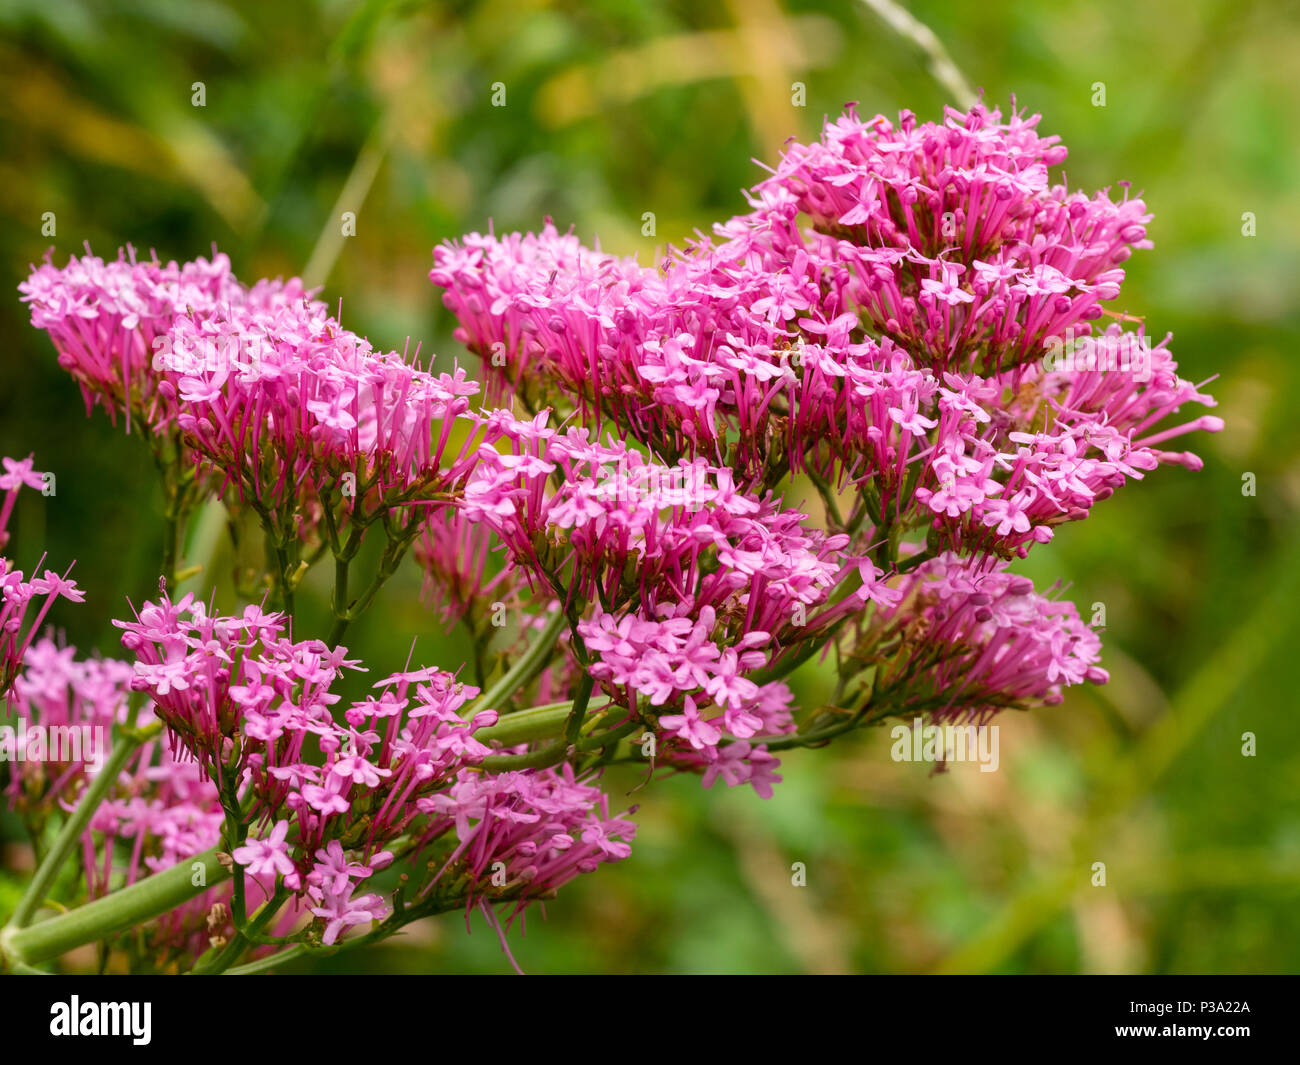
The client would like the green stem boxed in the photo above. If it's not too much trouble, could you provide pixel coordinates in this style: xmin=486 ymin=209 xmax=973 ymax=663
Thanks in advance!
xmin=806 ymin=467 xmax=844 ymax=529
xmin=328 ymin=549 xmax=352 ymax=646
xmin=8 ymin=724 xmax=160 ymax=929
xmin=563 ymin=673 xmax=594 ymax=749
xmin=746 ymin=705 xmax=872 ymax=752
xmin=273 ymin=537 xmax=296 ymax=619
xmin=482 ymin=715 xmax=643 ymax=771
xmin=221 ymin=942 xmax=308 ymax=975
xmin=2 ymin=847 xmax=230 ymax=967
xmin=473 ymin=702 xmax=574 ymax=747
xmin=193 ymin=886 xmax=289 ymax=975
xmin=749 ymin=636 xmax=826 ymax=686
xmin=465 ymin=609 xmax=568 ymax=717
xmin=162 ymin=512 xmax=179 ymax=585
xmin=326 ymin=518 xmax=418 ymax=647
xmin=896 ymin=547 xmax=936 ymax=574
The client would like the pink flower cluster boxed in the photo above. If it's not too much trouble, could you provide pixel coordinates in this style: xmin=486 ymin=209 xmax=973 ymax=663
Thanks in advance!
xmin=432 ymin=104 xmax=1221 ymax=559
xmin=868 ymin=552 xmax=1107 ymax=723
xmin=461 ymin=409 xmax=861 ymax=617
xmin=18 ymin=247 xmax=312 ymax=436
xmin=577 ymin=605 xmax=791 ymax=795
xmin=418 ymin=763 xmax=636 ymax=925
xmin=112 ymin=589 xmax=634 ymax=946
xmin=455 ymin=410 xmax=898 ymax=792
xmin=414 ymin=507 xmax=518 ymax=629
xmin=8 ymin=638 xmax=385 ymax=957
xmin=167 ymin=294 xmax=491 ymax=521
xmin=5 ymin=640 xmax=136 ymax=807
xmin=1 ymin=456 xmax=82 ymax=698
xmin=422 ymin=102 xmax=1223 ymax=798
xmin=21 ymin=249 xmax=493 ymax=574
xmin=114 ymin=591 xmax=482 ymax=849
xmin=763 ymin=105 xmax=1137 ymax=372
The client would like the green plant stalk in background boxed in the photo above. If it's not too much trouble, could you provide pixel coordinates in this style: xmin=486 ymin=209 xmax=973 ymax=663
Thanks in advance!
xmin=2 ymin=847 xmax=228 ymax=967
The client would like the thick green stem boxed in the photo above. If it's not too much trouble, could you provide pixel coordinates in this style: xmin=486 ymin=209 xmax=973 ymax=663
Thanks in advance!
xmin=563 ymin=672 xmax=594 ymax=748
xmin=272 ymin=536 xmax=296 ymax=619
xmin=162 ymin=512 xmax=179 ymax=585
xmin=473 ymin=702 xmax=574 ymax=747
xmin=2 ymin=847 xmax=230 ymax=967
xmin=482 ymin=715 xmax=643 ymax=771
xmin=465 ymin=609 xmax=569 ymax=717
xmin=8 ymin=726 xmax=157 ymax=929
xmin=328 ymin=550 xmax=352 ymax=646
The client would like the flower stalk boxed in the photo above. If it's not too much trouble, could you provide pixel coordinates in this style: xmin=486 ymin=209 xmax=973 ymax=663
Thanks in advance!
xmin=7 ymin=721 xmax=162 ymax=931
xmin=2 ymin=847 xmax=229 ymax=968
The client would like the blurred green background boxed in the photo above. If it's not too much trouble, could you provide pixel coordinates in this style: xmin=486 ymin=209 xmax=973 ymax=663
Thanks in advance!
xmin=1 ymin=0 xmax=1298 ymax=973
